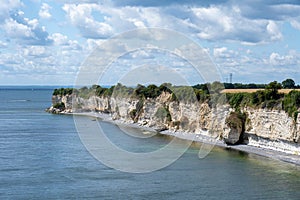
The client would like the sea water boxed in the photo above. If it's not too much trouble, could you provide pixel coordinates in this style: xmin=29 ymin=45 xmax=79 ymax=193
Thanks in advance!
xmin=0 ymin=87 xmax=299 ymax=199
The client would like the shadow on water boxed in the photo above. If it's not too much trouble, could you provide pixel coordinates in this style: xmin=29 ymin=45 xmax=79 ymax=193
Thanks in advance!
xmin=224 ymin=146 xmax=249 ymax=157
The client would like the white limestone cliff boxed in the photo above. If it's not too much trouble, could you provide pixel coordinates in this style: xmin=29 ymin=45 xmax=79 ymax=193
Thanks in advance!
xmin=47 ymin=92 xmax=300 ymax=155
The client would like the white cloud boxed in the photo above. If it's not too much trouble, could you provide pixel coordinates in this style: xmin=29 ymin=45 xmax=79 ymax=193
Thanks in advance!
xmin=108 ymin=6 xmax=170 ymax=33
xmin=50 ymin=33 xmax=83 ymax=50
xmin=212 ymin=47 xmax=245 ymax=73
xmin=86 ymin=39 xmax=105 ymax=51
xmin=62 ymin=40 xmax=82 ymax=51
xmin=2 ymin=11 xmax=53 ymax=45
xmin=62 ymin=4 xmax=113 ymax=39
xmin=188 ymin=5 xmax=284 ymax=44
xmin=290 ymin=19 xmax=300 ymax=30
xmin=57 ymin=0 xmax=104 ymax=3
xmin=213 ymin=47 xmax=238 ymax=58
xmin=0 ymin=0 xmax=22 ymax=22
xmin=22 ymin=46 xmax=48 ymax=57
xmin=39 ymin=3 xmax=52 ymax=19
xmin=0 ymin=43 xmax=82 ymax=81
xmin=4 ymin=18 xmax=33 ymax=38
xmin=211 ymin=46 xmax=264 ymax=78
xmin=2 ymin=0 xmax=300 ymax=85
xmin=50 ymin=33 xmax=69 ymax=46
xmin=27 ymin=18 xmax=39 ymax=28
xmin=130 ymin=50 xmax=152 ymax=59
xmin=0 ymin=40 xmax=7 ymax=48
xmin=192 ymin=6 xmax=233 ymax=36
xmin=266 ymin=20 xmax=282 ymax=41
xmin=268 ymin=51 xmax=299 ymax=66
xmin=60 ymin=3 xmax=288 ymax=44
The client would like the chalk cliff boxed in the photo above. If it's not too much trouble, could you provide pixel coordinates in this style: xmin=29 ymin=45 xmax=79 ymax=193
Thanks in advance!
xmin=47 ymin=92 xmax=300 ymax=155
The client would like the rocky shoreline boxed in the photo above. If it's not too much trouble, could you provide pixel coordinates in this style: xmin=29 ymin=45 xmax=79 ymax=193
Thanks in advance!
xmin=46 ymin=89 xmax=300 ymax=166
xmin=46 ymin=109 xmax=300 ymax=166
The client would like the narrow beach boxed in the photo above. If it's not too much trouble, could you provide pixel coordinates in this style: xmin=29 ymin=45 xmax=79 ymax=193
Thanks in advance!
xmin=68 ymin=111 xmax=300 ymax=166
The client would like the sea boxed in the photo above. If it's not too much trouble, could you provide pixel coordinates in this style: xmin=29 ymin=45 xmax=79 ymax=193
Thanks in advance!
xmin=0 ymin=86 xmax=299 ymax=199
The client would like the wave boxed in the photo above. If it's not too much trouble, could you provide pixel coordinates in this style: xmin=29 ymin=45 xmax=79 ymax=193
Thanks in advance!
xmin=9 ymin=100 xmax=31 ymax=102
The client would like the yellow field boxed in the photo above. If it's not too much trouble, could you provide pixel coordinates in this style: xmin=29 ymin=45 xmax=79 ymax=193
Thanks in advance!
xmin=221 ymin=89 xmax=300 ymax=94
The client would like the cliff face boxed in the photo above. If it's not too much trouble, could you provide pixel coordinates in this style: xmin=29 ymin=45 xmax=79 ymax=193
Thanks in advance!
xmin=244 ymin=108 xmax=300 ymax=154
xmin=48 ymin=92 xmax=300 ymax=155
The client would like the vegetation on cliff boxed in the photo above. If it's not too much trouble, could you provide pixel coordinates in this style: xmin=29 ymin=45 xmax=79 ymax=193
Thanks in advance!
xmin=53 ymin=102 xmax=65 ymax=110
xmin=226 ymin=81 xmax=284 ymax=110
xmin=53 ymin=88 xmax=74 ymax=96
xmin=129 ymin=98 xmax=144 ymax=123
xmin=283 ymin=90 xmax=300 ymax=120
xmin=226 ymin=81 xmax=300 ymax=119
xmin=52 ymin=79 xmax=300 ymax=120
xmin=155 ymin=106 xmax=172 ymax=122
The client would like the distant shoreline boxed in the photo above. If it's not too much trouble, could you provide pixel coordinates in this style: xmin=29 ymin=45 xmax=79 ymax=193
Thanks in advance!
xmin=66 ymin=111 xmax=300 ymax=166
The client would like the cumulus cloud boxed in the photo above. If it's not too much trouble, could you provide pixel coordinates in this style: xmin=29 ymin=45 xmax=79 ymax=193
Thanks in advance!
xmin=3 ymin=11 xmax=53 ymax=45
xmin=211 ymin=46 xmax=300 ymax=83
xmin=62 ymin=40 xmax=83 ymax=51
xmin=2 ymin=0 xmax=300 ymax=84
xmin=211 ymin=46 xmax=263 ymax=78
xmin=61 ymin=2 xmax=288 ymax=44
xmin=112 ymin=0 xmax=229 ymax=7
xmin=50 ymin=33 xmax=69 ymax=46
xmin=62 ymin=4 xmax=113 ymax=39
xmin=189 ymin=5 xmax=284 ymax=44
xmin=56 ymin=0 xmax=104 ymax=3
xmin=213 ymin=47 xmax=238 ymax=58
xmin=22 ymin=46 xmax=48 ymax=57
xmin=4 ymin=18 xmax=32 ymax=38
xmin=266 ymin=20 xmax=282 ymax=41
xmin=0 ymin=0 xmax=22 ymax=22
xmin=39 ymin=3 xmax=52 ymax=19
xmin=0 ymin=43 xmax=83 ymax=81
xmin=268 ymin=51 xmax=299 ymax=66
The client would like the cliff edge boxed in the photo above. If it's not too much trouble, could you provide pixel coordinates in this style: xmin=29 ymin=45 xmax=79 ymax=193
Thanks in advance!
xmin=47 ymin=86 xmax=300 ymax=156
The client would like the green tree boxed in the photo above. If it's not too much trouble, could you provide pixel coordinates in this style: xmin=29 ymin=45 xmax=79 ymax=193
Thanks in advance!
xmin=134 ymin=84 xmax=146 ymax=97
xmin=159 ymin=83 xmax=173 ymax=94
xmin=265 ymin=81 xmax=282 ymax=100
xmin=283 ymin=90 xmax=300 ymax=120
xmin=282 ymin=79 xmax=295 ymax=89
xmin=210 ymin=81 xmax=224 ymax=94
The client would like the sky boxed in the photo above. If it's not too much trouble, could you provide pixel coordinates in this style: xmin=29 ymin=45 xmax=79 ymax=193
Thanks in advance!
xmin=1 ymin=0 xmax=300 ymax=85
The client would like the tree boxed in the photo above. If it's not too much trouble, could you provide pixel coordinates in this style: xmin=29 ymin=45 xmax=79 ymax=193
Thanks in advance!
xmin=210 ymin=81 xmax=224 ymax=93
xmin=224 ymin=83 xmax=234 ymax=89
xmin=265 ymin=81 xmax=282 ymax=100
xmin=283 ymin=90 xmax=300 ymax=120
xmin=282 ymin=79 xmax=295 ymax=89
xmin=159 ymin=83 xmax=173 ymax=93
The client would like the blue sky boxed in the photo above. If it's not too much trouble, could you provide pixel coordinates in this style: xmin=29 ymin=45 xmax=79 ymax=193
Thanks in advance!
xmin=1 ymin=0 xmax=300 ymax=85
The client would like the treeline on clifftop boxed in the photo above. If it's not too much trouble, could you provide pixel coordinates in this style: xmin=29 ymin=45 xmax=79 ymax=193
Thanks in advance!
xmin=52 ymin=79 xmax=300 ymax=120
xmin=52 ymin=83 xmax=210 ymax=103
xmin=226 ymin=80 xmax=300 ymax=120
xmin=222 ymin=78 xmax=299 ymax=89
